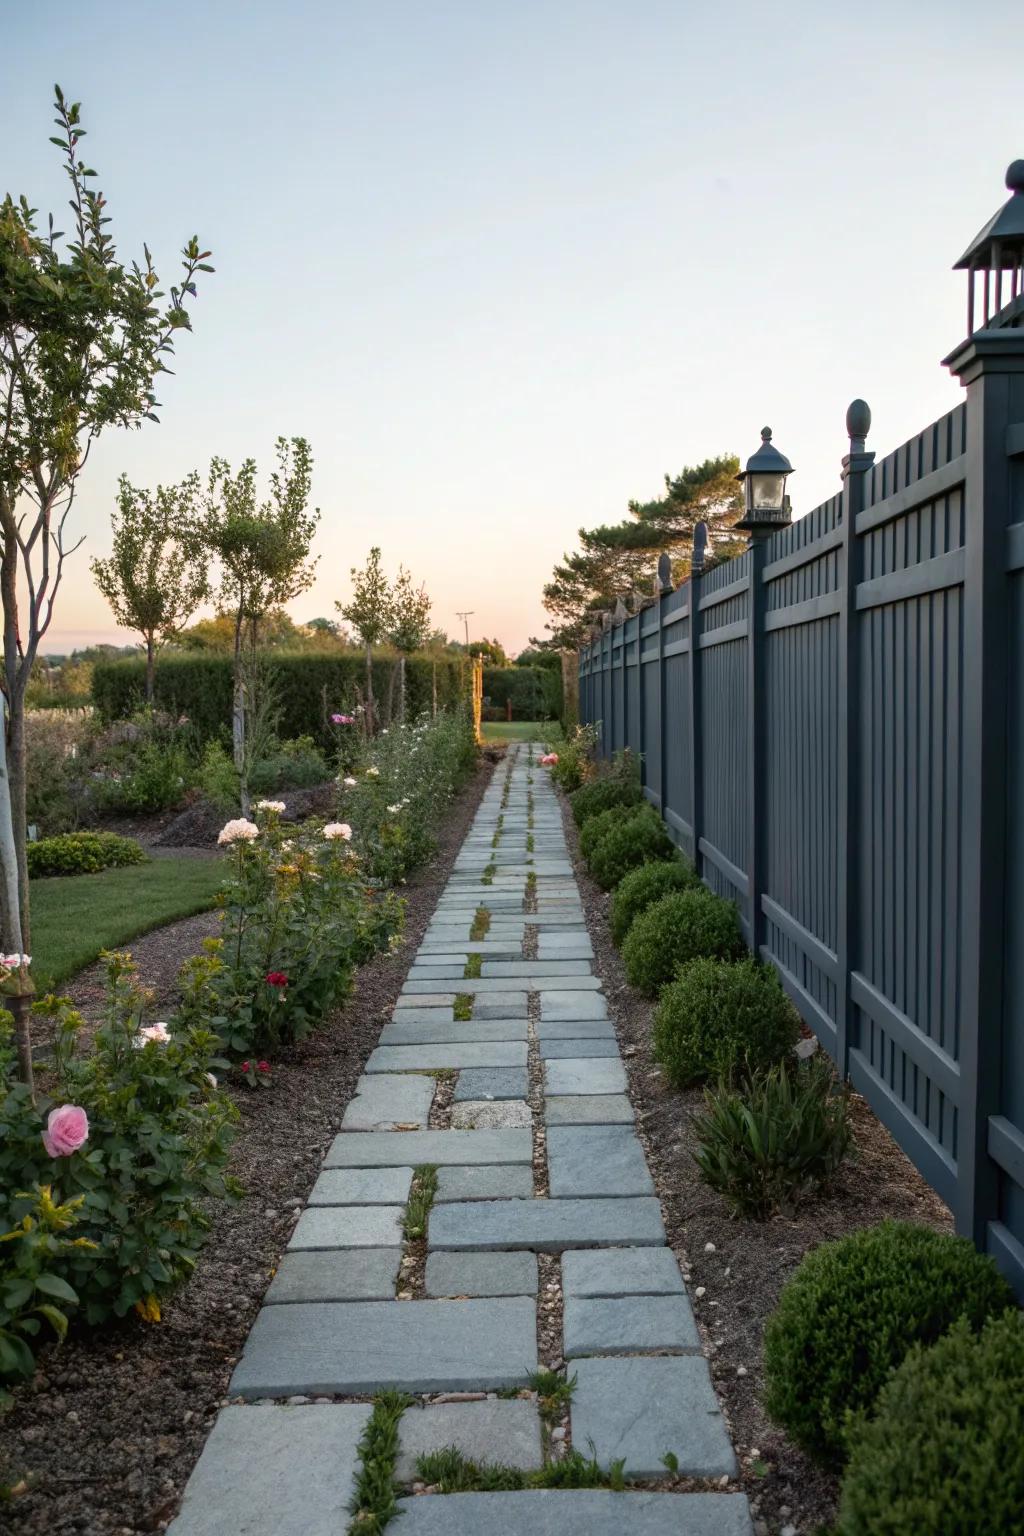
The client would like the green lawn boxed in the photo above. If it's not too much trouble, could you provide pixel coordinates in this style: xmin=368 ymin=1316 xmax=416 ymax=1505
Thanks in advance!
xmin=30 ymin=856 xmax=225 ymax=990
xmin=481 ymin=720 xmax=564 ymax=743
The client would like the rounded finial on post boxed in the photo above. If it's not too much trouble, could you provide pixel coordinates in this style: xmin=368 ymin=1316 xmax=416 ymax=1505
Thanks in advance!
xmin=846 ymin=399 xmax=871 ymax=453
xmin=656 ymin=551 xmax=672 ymax=593
xmin=1005 ymin=160 xmax=1024 ymax=194
xmin=760 ymin=426 xmax=773 ymax=443
xmin=692 ymin=520 xmax=708 ymax=574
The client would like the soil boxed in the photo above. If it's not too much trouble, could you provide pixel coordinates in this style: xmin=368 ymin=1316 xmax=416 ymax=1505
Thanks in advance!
xmin=557 ymin=791 xmax=952 ymax=1536
xmin=2 ymin=757 xmax=495 ymax=1536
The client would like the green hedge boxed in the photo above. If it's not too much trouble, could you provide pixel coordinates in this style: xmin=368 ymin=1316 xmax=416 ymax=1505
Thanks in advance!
xmin=92 ymin=652 xmax=467 ymax=748
xmin=481 ymin=666 xmax=562 ymax=721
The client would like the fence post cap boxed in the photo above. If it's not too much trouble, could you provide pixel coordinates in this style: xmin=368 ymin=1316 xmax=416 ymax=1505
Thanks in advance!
xmin=846 ymin=399 xmax=871 ymax=449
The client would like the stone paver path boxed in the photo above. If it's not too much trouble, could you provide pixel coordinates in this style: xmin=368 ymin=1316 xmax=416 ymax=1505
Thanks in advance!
xmin=169 ymin=746 xmax=751 ymax=1535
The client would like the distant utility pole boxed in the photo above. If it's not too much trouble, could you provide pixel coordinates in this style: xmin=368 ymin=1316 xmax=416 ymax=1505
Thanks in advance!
xmin=456 ymin=610 xmax=474 ymax=647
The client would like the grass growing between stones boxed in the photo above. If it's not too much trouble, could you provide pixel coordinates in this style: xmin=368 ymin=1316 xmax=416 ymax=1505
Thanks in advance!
xmin=453 ymin=992 xmax=473 ymax=1021
xmin=528 ymin=1367 xmax=576 ymax=1425
xmin=463 ymin=952 xmax=483 ymax=979
xmin=491 ymin=813 xmax=505 ymax=849
xmin=481 ymin=860 xmax=497 ymax=885
xmin=348 ymin=1390 xmax=412 ymax=1534
xmin=414 ymin=1445 xmax=627 ymax=1493
xmin=469 ymin=906 xmax=491 ymax=941
xmin=402 ymin=1165 xmax=439 ymax=1241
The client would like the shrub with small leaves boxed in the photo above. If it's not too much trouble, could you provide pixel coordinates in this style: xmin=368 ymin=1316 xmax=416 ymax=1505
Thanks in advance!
xmin=610 ymin=859 xmax=698 ymax=946
xmin=587 ymin=806 xmax=675 ymax=891
xmin=622 ymin=886 xmax=742 ymax=994
xmin=27 ymin=831 xmax=147 ymax=879
xmin=653 ymin=955 xmax=799 ymax=1086
xmin=570 ymin=769 xmax=642 ymax=828
xmin=578 ymin=805 xmax=628 ymax=863
xmin=548 ymin=723 xmax=599 ymax=793
xmin=837 ymin=1311 xmax=1024 ymax=1536
xmin=763 ymin=1221 xmax=1017 ymax=1465
xmin=692 ymin=1054 xmax=852 ymax=1218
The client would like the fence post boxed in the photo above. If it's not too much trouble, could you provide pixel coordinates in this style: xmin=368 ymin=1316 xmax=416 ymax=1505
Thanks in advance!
xmin=946 ymin=328 xmax=1021 ymax=1246
xmin=687 ymin=523 xmax=707 ymax=872
xmin=836 ymin=401 xmax=874 ymax=1077
xmin=656 ymin=554 xmax=671 ymax=819
xmin=745 ymin=531 xmax=769 ymax=954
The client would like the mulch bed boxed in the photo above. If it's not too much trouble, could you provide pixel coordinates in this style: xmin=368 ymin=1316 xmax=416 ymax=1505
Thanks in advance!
xmin=2 ymin=757 xmax=495 ymax=1536
xmin=557 ymin=791 xmax=952 ymax=1536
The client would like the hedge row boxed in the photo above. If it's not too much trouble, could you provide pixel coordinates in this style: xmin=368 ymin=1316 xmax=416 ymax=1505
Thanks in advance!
xmin=481 ymin=666 xmax=563 ymax=721
xmin=92 ymin=652 xmax=468 ymax=747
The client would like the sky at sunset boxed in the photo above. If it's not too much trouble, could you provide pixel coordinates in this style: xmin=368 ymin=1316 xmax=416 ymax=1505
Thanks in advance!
xmin=5 ymin=0 xmax=1022 ymax=655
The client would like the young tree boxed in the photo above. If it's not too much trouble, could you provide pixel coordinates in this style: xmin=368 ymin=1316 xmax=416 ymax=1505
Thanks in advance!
xmin=0 ymin=87 xmax=210 ymax=1085
xmin=202 ymin=437 xmax=318 ymax=811
xmin=90 ymin=473 xmax=209 ymax=700
xmin=337 ymin=546 xmax=393 ymax=734
xmin=388 ymin=565 xmax=431 ymax=721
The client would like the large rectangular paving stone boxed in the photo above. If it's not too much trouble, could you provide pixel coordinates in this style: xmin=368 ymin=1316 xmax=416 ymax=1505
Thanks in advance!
xmin=539 ymin=1038 xmax=621 ymax=1058
xmin=571 ymin=1357 xmax=737 ymax=1478
xmin=309 ymin=1167 xmax=412 ymax=1205
xmin=544 ymin=1058 xmax=628 ymax=1096
xmin=326 ymin=1130 xmax=532 ymax=1167
xmin=264 ymin=1248 xmax=401 ymax=1304
xmin=536 ymin=1020 xmax=616 ymax=1040
xmin=539 ymin=993 xmax=609 ymax=1020
xmin=289 ymin=1205 xmax=402 ymax=1250
xmin=341 ymin=1074 xmax=434 ymax=1130
xmin=404 ymin=976 xmax=601 ymax=994
xmin=394 ymin=1399 xmax=542 ymax=1481
xmin=380 ymin=1021 xmax=528 ymax=1046
xmin=429 ymin=1197 xmax=665 ymax=1253
xmin=564 ymin=1294 xmax=699 ymax=1356
xmin=547 ymin=1126 xmax=654 ymax=1198
xmin=393 ymin=1491 xmax=754 ymax=1534
xmin=366 ymin=1042 xmax=527 ymax=1072
xmin=436 ymin=1165 xmax=534 ymax=1201
xmin=425 ymin=1250 xmax=538 ymax=1298
xmin=562 ymin=1247 xmax=684 ymax=1296
xmin=453 ymin=1066 xmax=529 ymax=1100
xmin=230 ymin=1298 xmax=537 ymax=1396
xmin=166 ymin=1403 xmax=370 ymax=1536
xmin=545 ymin=1095 xmax=635 ymax=1125
xmin=479 ymin=960 xmax=593 ymax=977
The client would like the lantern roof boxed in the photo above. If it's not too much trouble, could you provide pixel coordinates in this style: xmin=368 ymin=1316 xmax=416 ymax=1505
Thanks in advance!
xmin=954 ymin=160 xmax=1024 ymax=271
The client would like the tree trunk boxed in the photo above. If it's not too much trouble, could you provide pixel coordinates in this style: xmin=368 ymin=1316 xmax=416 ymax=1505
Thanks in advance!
xmin=232 ymin=610 xmax=248 ymax=815
xmin=399 ymin=655 xmax=406 ymax=723
xmin=432 ymin=661 xmax=438 ymax=718
xmin=145 ymin=634 xmax=156 ymax=703
xmin=364 ymin=643 xmax=375 ymax=736
xmin=8 ymin=702 xmax=29 ymax=949
xmin=385 ymin=660 xmax=398 ymax=729
xmin=0 ymin=704 xmax=32 ymax=1092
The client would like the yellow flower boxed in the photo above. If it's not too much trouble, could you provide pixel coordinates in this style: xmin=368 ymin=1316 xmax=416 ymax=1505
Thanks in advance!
xmin=134 ymin=1294 xmax=162 ymax=1323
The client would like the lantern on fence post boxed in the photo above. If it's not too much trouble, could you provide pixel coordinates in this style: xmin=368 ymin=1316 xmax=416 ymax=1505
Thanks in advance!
xmin=954 ymin=160 xmax=1024 ymax=334
xmin=735 ymin=427 xmax=794 ymax=540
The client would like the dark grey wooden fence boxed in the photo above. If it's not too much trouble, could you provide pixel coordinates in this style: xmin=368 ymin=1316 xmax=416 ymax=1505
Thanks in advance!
xmin=579 ymin=321 xmax=1024 ymax=1298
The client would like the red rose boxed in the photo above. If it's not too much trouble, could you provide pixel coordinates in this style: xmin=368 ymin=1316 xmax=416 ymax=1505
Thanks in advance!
xmin=241 ymin=1061 xmax=250 ymax=1072
xmin=265 ymin=971 xmax=289 ymax=987
xmin=257 ymin=1060 xmax=271 ymax=1074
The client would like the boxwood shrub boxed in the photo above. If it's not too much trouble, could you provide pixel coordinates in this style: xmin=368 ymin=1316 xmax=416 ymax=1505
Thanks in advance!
xmin=622 ymin=887 xmax=742 ymax=994
xmin=653 ymin=955 xmax=799 ymax=1086
xmin=570 ymin=775 xmax=642 ymax=828
xmin=577 ymin=805 xmax=628 ymax=863
xmin=610 ymin=859 xmax=699 ymax=946
xmin=27 ymin=830 xmax=148 ymax=879
xmin=587 ymin=807 xmax=675 ymax=891
xmin=837 ymin=1311 xmax=1024 ymax=1535
xmin=763 ymin=1221 xmax=1017 ymax=1465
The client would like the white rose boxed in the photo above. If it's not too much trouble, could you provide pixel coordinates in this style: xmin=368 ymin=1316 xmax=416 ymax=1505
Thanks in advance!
xmin=323 ymin=822 xmax=353 ymax=841
xmin=217 ymin=818 xmax=260 ymax=845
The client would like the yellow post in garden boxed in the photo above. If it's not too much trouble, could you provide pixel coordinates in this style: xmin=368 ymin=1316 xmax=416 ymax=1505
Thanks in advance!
xmin=471 ymin=657 xmax=483 ymax=744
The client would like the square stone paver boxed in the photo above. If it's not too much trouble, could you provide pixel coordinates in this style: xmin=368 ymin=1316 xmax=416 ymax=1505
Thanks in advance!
xmin=545 ymin=1095 xmax=635 ymax=1125
xmin=562 ymin=1247 xmax=684 ymax=1297
xmin=264 ymin=1248 xmax=401 ymax=1304
xmin=547 ymin=1126 xmax=654 ymax=1198
xmin=308 ymin=1167 xmax=413 ymax=1205
xmin=425 ymin=1250 xmax=538 ymax=1298
xmin=340 ymin=1074 xmax=434 ymax=1131
xmin=544 ymin=1058 xmax=628 ymax=1096
xmin=571 ymin=1356 xmax=737 ymax=1478
xmin=436 ymin=1165 xmax=534 ymax=1201
xmin=564 ymin=1294 xmax=700 ymax=1356
xmin=394 ymin=1399 xmax=542 ymax=1481
xmin=166 ymin=1404 xmax=370 ymax=1536
xmin=366 ymin=1042 xmax=527 ymax=1073
xmin=230 ymin=1297 xmax=537 ymax=1396
xmin=453 ymin=1067 xmax=529 ymax=1100
xmin=392 ymin=1491 xmax=754 ymax=1534
xmin=326 ymin=1130 xmax=532 ymax=1167
xmin=428 ymin=1197 xmax=665 ymax=1253
xmin=288 ymin=1205 xmax=403 ymax=1250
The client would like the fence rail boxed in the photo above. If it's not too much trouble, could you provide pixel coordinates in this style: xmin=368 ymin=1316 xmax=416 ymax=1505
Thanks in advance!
xmin=580 ymin=355 xmax=1024 ymax=1297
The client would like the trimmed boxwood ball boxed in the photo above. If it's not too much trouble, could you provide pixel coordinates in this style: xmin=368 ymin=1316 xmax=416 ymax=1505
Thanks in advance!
xmin=653 ymin=955 xmax=799 ymax=1086
xmin=763 ymin=1220 xmax=1017 ymax=1466
xmin=587 ymin=807 xmax=675 ymax=891
xmin=570 ymin=775 xmax=642 ymax=828
xmin=622 ymin=887 xmax=742 ymax=995
xmin=837 ymin=1311 xmax=1024 ymax=1536
xmin=578 ymin=804 xmax=630 ymax=863
xmin=610 ymin=859 xmax=699 ymax=946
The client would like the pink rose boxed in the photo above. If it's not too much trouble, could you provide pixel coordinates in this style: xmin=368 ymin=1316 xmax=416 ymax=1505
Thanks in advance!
xmin=42 ymin=1104 xmax=89 ymax=1158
